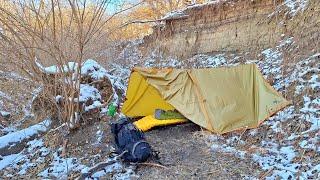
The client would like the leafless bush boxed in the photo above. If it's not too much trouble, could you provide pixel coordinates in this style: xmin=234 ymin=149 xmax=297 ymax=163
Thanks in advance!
xmin=0 ymin=0 xmax=139 ymax=129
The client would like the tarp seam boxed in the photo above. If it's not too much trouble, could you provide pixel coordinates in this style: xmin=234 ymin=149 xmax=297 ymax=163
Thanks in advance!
xmin=187 ymin=70 xmax=214 ymax=132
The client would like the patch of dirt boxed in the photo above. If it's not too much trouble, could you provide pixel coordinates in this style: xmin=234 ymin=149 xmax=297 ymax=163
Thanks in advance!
xmin=136 ymin=123 xmax=261 ymax=179
xmin=44 ymin=117 xmax=115 ymax=163
xmin=0 ymin=72 xmax=36 ymax=123
xmin=67 ymin=120 xmax=113 ymax=158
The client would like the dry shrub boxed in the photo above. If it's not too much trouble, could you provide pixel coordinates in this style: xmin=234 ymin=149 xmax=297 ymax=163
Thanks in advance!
xmin=0 ymin=0 xmax=138 ymax=129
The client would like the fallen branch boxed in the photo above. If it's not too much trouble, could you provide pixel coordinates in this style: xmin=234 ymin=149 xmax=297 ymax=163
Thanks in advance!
xmin=135 ymin=162 xmax=168 ymax=169
xmin=88 ymin=79 xmax=104 ymax=85
xmin=48 ymin=123 xmax=67 ymax=133
xmin=237 ymin=126 xmax=248 ymax=144
xmin=100 ymin=91 xmax=115 ymax=108
xmin=77 ymin=151 xmax=127 ymax=180
xmin=61 ymin=139 xmax=69 ymax=157
xmin=259 ymin=167 xmax=274 ymax=179
xmin=77 ymin=159 xmax=118 ymax=180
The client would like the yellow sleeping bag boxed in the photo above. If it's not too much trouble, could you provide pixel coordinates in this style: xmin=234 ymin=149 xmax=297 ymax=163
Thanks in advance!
xmin=134 ymin=115 xmax=188 ymax=132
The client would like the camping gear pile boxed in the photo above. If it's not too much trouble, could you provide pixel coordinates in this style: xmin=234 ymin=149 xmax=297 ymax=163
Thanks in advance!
xmin=111 ymin=109 xmax=187 ymax=163
xmin=121 ymin=64 xmax=290 ymax=134
xmin=111 ymin=117 xmax=152 ymax=162
xmin=114 ymin=64 xmax=290 ymax=162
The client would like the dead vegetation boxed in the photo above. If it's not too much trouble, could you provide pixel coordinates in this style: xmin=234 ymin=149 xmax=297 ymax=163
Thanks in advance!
xmin=0 ymin=0 xmax=137 ymax=130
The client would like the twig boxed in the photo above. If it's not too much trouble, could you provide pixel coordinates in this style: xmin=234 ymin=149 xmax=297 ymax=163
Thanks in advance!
xmin=135 ymin=162 xmax=168 ymax=169
xmin=88 ymin=79 xmax=104 ymax=85
xmin=200 ymin=170 xmax=219 ymax=175
xmin=48 ymin=123 xmax=66 ymax=133
xmin=77 ymin=160 xmax=118 ymax=180
xmin=259 ymin=167 xmax=274 ymax=180
xmin=101 ymin=91 xmax=115 ymax=108
xmin=61 ymin=139 xmax=69 ymax=157
xmin=237 ymin=126 xmax=248 ymax=144
xmin=77 ymin=150 xmax=127 ymax=180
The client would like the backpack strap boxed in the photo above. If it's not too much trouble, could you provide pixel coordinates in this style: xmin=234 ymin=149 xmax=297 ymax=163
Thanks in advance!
xmin=131 ymin=140 xmax=148 ymax=159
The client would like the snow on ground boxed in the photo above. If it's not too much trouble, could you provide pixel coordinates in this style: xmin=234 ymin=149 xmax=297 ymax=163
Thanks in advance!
xmin=0 ymin=111 xmax=10 ymax=117
xmin=0 ymin=59 xmax=132 ymax=177
xmin=161 ymin=0 xmax=309 ymax=23
xmin=35 ymin=59 xmax=123 ymax=116
xmin=142 ymin=49 xmax=229 ymax=69
xmin=0 ymin=119 xmax=51 ymax=150
xmin=0 ymin=91 xmax=12 ymax=110
xmin=284 ymin=0 xmax=309 ymax=15
xmin=81 ymin=59 xmax=122 ymax=106
xmin=269 ymin=0 xmax=310 ymax=18
xmin=0 ymin=68 xmax=42 ymax=127
xmin=38 ymin=147 xmax=87 ymax=178
xmin=1 ymin=126 xmax=134 ymax=178
xmin=0 ymin=120 xmax=51 ymax=175
xmin=109 ymin=40 xmax=143 ymax=84
xmin=1 ymin=138 xmax=83 ymax=178
xmin=0 ymin=153 xmax=26 ymax=171
xmin=81 ymin=158 xmax=136 ymax=180
xmin=90 ymin=163 xmax=135 ymax=179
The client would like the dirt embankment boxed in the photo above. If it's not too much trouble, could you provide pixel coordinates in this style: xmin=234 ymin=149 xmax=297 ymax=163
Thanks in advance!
xmin=142 ymin=0 xmax=319 ymax=59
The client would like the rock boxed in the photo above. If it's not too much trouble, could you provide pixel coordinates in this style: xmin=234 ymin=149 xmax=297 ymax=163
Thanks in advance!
xmin=0 ymin=111 xmax=11 ymax=119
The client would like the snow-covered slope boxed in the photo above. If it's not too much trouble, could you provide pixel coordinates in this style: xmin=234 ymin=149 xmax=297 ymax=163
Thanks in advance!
xmin=1 ymin=37 xmax=319 ymax=179
xmin=111 ymin=35 xmax=319 ymax=179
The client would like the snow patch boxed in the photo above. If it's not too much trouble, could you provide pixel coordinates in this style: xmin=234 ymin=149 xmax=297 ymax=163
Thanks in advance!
xmin=38 ymin=149 xmax=87 ymax=178
xmin=284 ymin=0 xmax=309 ymax=15
xmin=79 ymin=84 xmax=101 ymax=102
xmin=0 ymin=153 xmax=25 ymax=170
xmin=36 ymin=59 xmax=78 ymax=74
xmin=81 ymin=59 xmax=110 ymax=81
xmin=0 ymin=119 xmax=51 ymax=149
xmin=0 ymin=111 xmax=10 ymax=118
xmin=89 ymin=161 xmax=134 ymax=179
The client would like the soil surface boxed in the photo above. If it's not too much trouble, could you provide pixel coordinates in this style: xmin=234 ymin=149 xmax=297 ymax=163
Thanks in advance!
xmin=136 ymin=123 xmax=262 ymax=179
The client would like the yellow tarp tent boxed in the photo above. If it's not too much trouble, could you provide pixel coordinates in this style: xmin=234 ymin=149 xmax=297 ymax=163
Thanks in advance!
xmin=122 ymin=64 xmax=290 ymax=134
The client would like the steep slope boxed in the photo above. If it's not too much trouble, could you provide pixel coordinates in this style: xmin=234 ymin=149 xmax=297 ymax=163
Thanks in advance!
xmin=142 ymin=0 xmax=318 ymax=59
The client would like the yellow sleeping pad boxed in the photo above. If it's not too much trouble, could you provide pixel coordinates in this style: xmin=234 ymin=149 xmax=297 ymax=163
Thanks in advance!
xmin=133 ymin=115 xmax=188 ymax=132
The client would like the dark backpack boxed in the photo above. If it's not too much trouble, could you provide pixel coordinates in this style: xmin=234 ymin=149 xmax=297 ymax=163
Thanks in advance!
xmin=111 ymin=118 xmax=152 ymax=162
